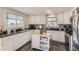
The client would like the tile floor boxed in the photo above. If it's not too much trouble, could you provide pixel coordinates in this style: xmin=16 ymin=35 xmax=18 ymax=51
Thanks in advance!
xmin=17 ymin=40 xmax=69 ymax=51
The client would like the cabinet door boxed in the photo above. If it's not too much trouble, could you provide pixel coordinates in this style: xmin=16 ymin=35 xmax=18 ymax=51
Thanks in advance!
xmin=26 ymin=32 xmax=31 ymax=42
xmin=63 ymin=12 xmax=71 ymax=24
xmin=14 ymin=33 xmax=26 ymax=50
xmin=38 ymin=15 xmax=46 ymax=24
xmin=57 ymin=13 xmax=64 ymax=24
xmin=58 ymin=31 xmax=65 ymax=43
xmin=14 ymin=34 xmax=21 ymax=50
xmin=52 ymin=31 xmax=59 ymax=41
xmin=14 ymin=32 xmax=30 ymax=50
xmin=29 ymin=15 xmax=46 ymax=24
xmin=20 ymin=32 xmax=27 ymax=45
xmin=32 ymin=34 xmax=40 ymax=49
xmin=1 ymin=36 xmax=13 ymax=51
xmin=29 ymin=15 xmax=36 ymax=24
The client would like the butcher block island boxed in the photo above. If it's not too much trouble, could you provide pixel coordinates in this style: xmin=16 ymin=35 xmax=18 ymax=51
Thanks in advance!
xmin=32 ymin=30 xmax=51 ymax=51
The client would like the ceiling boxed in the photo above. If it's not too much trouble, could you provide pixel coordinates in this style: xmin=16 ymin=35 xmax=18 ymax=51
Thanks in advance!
xmin=11 ymin=7 xmax=73 ymax=15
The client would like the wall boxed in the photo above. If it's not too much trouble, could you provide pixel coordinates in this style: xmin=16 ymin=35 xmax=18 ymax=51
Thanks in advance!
xmin=0 ymin=8 xmax=6 ymax=30
xmin=0 ymin=7 xmax=29 ymax=30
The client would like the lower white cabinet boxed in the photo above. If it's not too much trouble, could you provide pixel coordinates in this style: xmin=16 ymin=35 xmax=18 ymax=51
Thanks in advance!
xmin=52 ymin=31 xmax=59 ymax=41
xmin=58 ymin=31 xmax=65 ymax=43
xmin=14 ymin=32 xmax=30 ymax=50
xmin=32 ymin=34 xmax=40 ymax=49
xmin=52 ymin=31 xmax=65 ymax=43
xmin=0 ymin=36 xmax=14 ymax=51
xmin=14 ymin=34 xmax=22 ymax=50
xmin=0 ymin=31 xmax=31 ymax=51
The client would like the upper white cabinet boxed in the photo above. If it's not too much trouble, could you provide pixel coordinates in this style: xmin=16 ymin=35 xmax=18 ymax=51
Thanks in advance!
xmin=57 ymin=13 xmax=64 ymax=24
xmin=63 ymin=11 xmax=71 ymax=24
xmin=57 ymin=10 xmax=73 ymax=24
xmin=29 ymin=15 xmax=46 ymax=24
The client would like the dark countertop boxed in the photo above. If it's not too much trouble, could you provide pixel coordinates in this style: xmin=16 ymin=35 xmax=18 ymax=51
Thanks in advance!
xmin=0 ymin=27 xmax=68 ymax=38
xmin=45 ymin=28 xmax=64 ymax=31
xmin=0 ymin=30 xmax=29 ymax=38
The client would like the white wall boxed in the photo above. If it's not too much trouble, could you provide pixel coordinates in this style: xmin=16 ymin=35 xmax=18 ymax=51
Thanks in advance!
xmin=0 ymin=7 xmax=29 ymax=30
xmin=0 ymin=8 xmax=6 ymax=30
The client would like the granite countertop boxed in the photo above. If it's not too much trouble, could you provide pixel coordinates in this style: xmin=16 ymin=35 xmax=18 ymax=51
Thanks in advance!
xmin=0 ymin=28 xmax=64 ymax=38
xmin=45 ymin=28 xmax=64 ymax=31
xmin=0 ymin=30 xmax=29 ymax=38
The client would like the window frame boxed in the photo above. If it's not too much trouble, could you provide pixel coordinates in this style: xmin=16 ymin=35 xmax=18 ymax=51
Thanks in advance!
xmin=6 ymin=12 xmax=24 ymax=29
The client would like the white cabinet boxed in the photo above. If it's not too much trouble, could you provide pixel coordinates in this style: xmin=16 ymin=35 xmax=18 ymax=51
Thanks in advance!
xmin=0 ymin=31 xmax=31 ymax=51
xmin=58 ymin=31 xmax=65 ymax=43
xmin=26 ymin=31 xmax=31 ymax=42
xmin=14 ymin=34 xmax=22 ymax=50
xmin=52 ymin=31 xmax=65 ymax=43
xmin=14 ymin=32 xmax=31 ymax=50
xmin=52 ymin=31 xmax=59 ymax=41
xmin=29 ymin=15 xmax=36 ymax=24
xmin=57 ymin=13 xmax=64 ymax=24
xmin=1 ymin=36 xmax=14 ymax=51
xmin=32 ymin=34 xmax=40 ymax=49
xmin=29 ymin=15 xmax=46 ymax=24
xmin=57 ymin=11 xmax=72 ymax=24
xmin=63 ymin=12 xmax=71 ymax=24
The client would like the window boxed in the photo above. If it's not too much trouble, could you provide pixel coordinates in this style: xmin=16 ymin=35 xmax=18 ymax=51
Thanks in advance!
xmin=7 ymin=13 xmax=24 ymax=29
xmin=47 ymin=17 xmax=58 ymax=27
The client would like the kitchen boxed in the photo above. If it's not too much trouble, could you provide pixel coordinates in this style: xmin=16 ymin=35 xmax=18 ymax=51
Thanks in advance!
xmin=0 ymin=7 xmax=74 ymax=51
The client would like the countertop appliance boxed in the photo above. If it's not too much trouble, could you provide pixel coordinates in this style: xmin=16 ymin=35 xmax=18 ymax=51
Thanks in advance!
xmin=72 ymin=7 xmax=79 ymax=50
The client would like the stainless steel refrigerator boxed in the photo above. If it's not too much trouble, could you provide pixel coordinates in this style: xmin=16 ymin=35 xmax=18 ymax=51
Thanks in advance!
xmin=72 ymin=7 xmax=79 ymax=50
